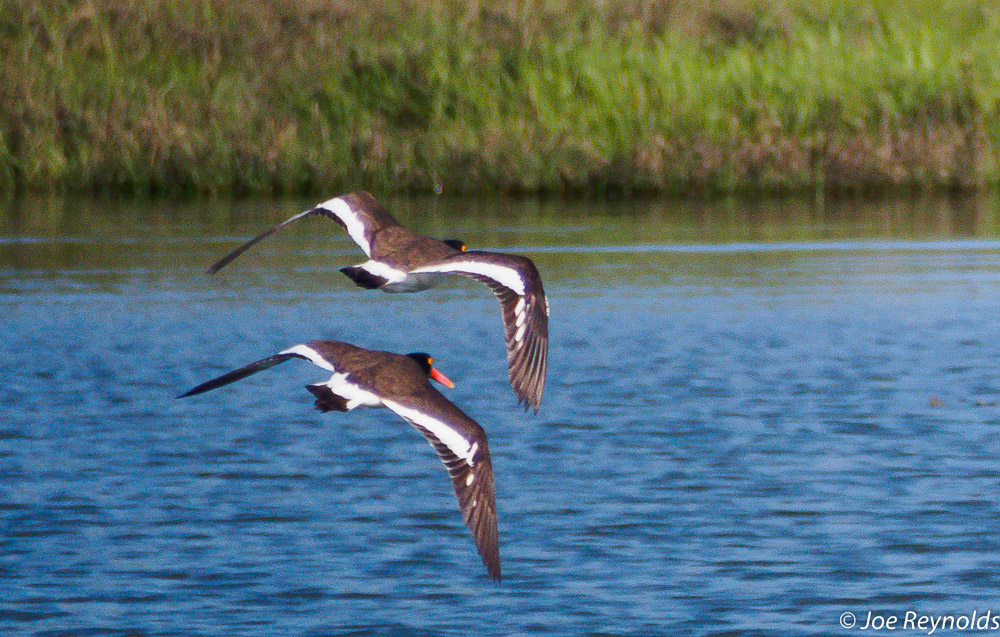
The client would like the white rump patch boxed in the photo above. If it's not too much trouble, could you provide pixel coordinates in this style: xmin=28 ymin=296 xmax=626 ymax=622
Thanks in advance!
xmin=319 ymin=197 xmax=372 ymax=257
xmin=280 ymin=344 xmax=337 ymax=372
xmin=358 ymin=259 xmax=408 ymax=283
xmin=327 ymin=373 xmax=381 ymax=409
xmin=411 ymin=260 xmax=526 ymax=296
xmin=381 ymin=399 xmax=474 ymax=462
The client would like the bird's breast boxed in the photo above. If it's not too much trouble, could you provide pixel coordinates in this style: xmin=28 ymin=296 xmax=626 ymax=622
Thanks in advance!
xmin=380 ymin=271 xmax=448 ymax=293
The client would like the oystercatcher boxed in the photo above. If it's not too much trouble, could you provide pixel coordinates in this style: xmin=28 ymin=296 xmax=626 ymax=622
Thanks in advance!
xmin=177 ymin=339 xmax=502 ymax=582
xmin=207 ymin=192 xmax=548 ymax=412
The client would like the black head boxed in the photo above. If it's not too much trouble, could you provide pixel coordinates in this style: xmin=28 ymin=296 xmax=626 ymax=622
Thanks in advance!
xmin=443 ymin=239 xmax=467 ymax=252
xmin=406 ymin=352 xmax=455 ymax=388
xmin=406 ymin=352 xmax=433 ymax=374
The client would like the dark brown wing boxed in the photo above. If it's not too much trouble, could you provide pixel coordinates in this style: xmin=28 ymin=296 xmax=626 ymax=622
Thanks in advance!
xmin=176 ymin=340 xmax=356 ymax=398
xmin=176 ymin=353 xmax=299 ymax=398
xmin=411 ymin=251 xmax=549 ymax=412
xmin=207 ymin=191 xmax=401 ymax=273
xmin=381 ymin=391 xmax=501 ymax=582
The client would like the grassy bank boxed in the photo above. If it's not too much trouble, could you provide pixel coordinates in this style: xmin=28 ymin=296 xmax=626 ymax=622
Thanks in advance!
xmin=2 ymin=0 xmax=1000 ymax=196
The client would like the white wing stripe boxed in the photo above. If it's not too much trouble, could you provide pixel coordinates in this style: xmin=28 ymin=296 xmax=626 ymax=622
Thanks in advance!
xmin=382 ymin=399 xmax=474 ymax=461
xmin=279 ymin=344 xmax=337 ymax=372
xmin=319 ymin=196 xmax=372 ymax=256
xmin=411 ymin=260 xmax=526 ymax=295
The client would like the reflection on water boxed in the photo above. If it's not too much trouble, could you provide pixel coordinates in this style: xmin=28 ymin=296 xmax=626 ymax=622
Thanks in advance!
xmin=2 ymin=194 xmax=1000 ymax=634
xmin=2 ymin=192 xmax=999 ymax=284
xmin=3 ymin=190 xmax=1000 ymax=243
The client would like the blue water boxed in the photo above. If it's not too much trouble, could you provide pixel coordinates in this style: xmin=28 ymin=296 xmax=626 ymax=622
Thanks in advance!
xmin=2 ymin=196 xmax=1000 ymax=635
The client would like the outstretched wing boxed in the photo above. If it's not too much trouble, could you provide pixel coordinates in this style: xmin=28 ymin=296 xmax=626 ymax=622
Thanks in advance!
xmin=207 ymin=191 xmax=400 ymax=274
xmin=381 ymin=393 xmax=501 ymax=583
xmin=176 ymin=354 xmax=299 ymax=398
xmin=177 ymin=342 xmax=339 ymax=398
xmin=411 ymin=251 xmax=549 ymax=412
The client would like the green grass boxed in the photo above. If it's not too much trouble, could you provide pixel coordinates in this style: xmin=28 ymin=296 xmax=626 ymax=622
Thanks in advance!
xmin=2 ymin=0 xmax=1000 ymax=196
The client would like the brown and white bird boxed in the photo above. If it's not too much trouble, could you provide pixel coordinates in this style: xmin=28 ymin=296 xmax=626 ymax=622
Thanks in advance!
xmin=177 ymin=339 xmax=501 ymax=582
xmin=207 ymin=192 xmax=549 ymax=412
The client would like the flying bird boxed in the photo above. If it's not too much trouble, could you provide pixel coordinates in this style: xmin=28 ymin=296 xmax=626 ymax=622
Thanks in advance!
xmin=177 ymin=339 xmax=501 ymax=582
xmin=207 ymin=192 xmax=549 ymax=412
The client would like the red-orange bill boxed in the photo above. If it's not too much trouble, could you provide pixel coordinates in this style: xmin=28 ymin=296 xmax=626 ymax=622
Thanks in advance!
xmin=430 ymin=367 xmax=455 ymax=388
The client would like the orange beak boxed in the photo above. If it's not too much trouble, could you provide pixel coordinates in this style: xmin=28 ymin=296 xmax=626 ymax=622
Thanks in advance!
xmin=430 ymin=367 xmax=455 ymax=388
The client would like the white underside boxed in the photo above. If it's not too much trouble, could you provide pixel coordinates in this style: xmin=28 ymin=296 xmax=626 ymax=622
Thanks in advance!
xmin=380 ymin=271 xmax=448 ymax=293
xmin=354 ymin=260 xmax=446 ymax=292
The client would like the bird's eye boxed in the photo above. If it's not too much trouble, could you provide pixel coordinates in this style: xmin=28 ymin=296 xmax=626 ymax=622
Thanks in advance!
xmin=428 ymin=357 xmax=434 ymax=365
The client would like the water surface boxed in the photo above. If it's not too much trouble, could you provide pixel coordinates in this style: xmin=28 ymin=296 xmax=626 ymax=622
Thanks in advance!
xmin=2 ymin=194 xmax=1000 ymax=635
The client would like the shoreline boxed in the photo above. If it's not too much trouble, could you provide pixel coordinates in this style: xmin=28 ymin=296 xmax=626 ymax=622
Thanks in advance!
xmin=3 ymin=1 xmax=998 ymax=197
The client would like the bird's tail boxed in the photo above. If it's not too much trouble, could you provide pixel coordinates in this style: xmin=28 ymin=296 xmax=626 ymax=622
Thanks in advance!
xmin=305 ymin=384 xmax=350 ymax=412
xmin=339 ymin=265 xmax=388 ymax=290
